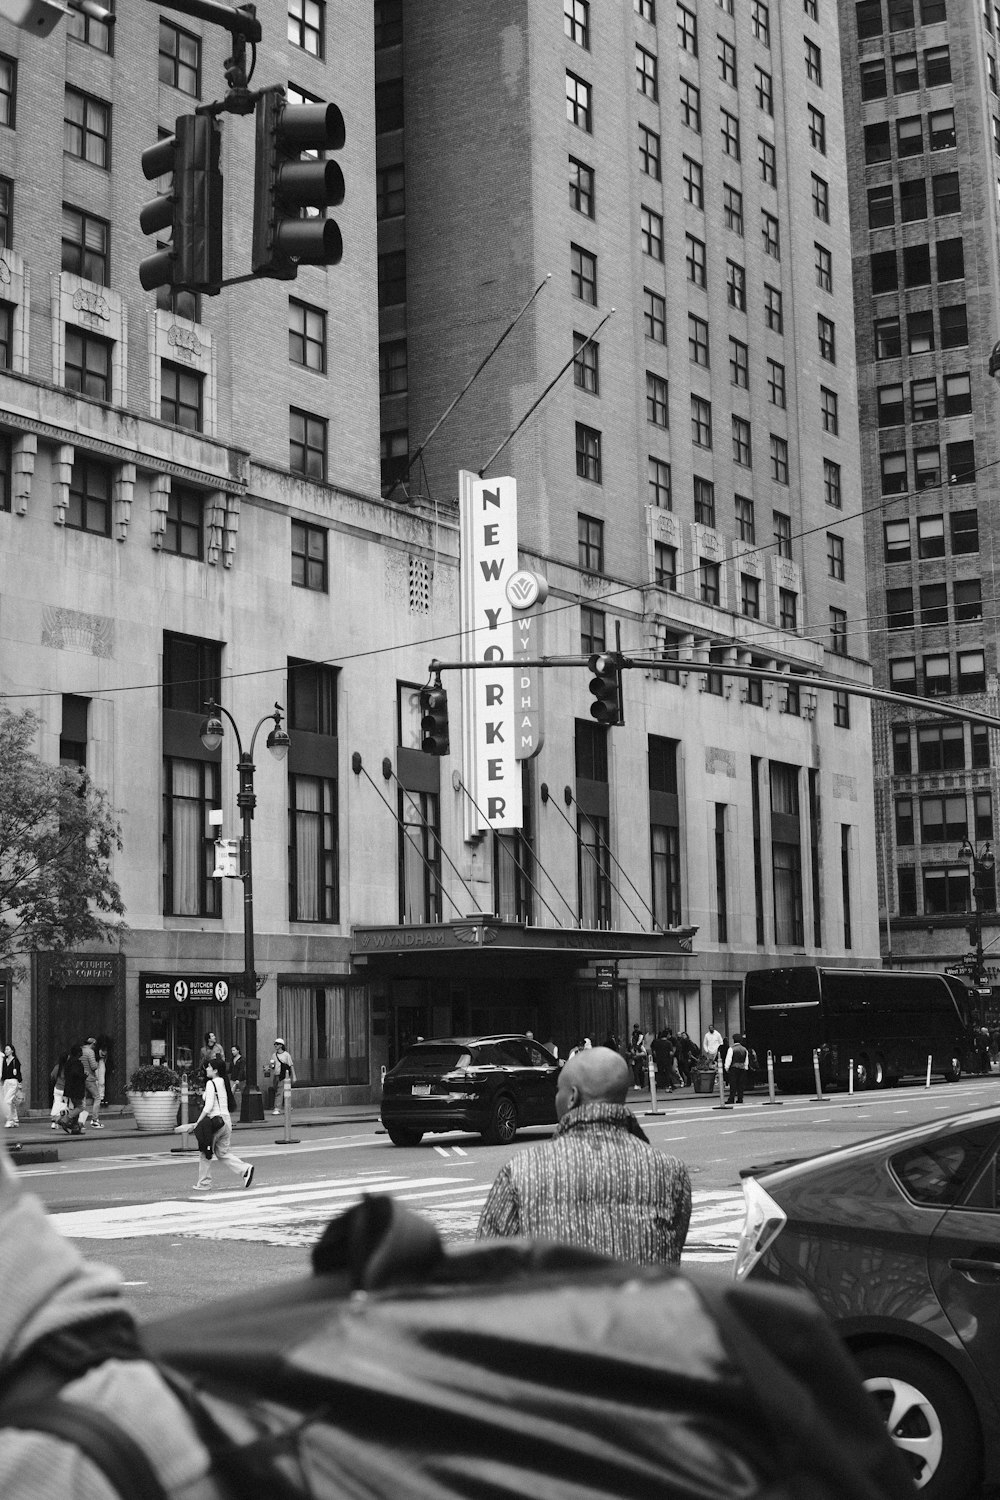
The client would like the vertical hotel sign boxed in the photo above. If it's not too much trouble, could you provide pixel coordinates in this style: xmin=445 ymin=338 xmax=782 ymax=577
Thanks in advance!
xmin=459 ymin=471 xmax=523 ymax=837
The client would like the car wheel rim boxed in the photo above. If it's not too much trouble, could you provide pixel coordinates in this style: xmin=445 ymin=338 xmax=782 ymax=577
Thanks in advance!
xmin=496 ymin=1101 xmax=516 ymax=1142
xmin=863 ymin=1375 xmax=944 ymax=1489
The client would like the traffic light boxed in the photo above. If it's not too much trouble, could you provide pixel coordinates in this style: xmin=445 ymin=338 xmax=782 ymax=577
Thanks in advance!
xmin=588 ymin=652 xmax=624 ymax=726
xmin=252 ymin=89 xmax=345 ymax=279
xmin=419 ymin=680 xmax=450 ymax=756
xmin=139 ymin=113 xmax=223 ymax=293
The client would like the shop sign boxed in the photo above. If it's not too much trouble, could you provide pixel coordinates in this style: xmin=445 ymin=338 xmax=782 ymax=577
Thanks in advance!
xmin=49 ymin=955 xmax=119 ymax=987
xmin=139 ymin=974 xmax=233 ymax=1005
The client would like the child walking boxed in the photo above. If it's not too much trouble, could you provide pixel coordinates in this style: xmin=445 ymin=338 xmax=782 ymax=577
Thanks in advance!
xmin=175 ymin=1059 xmax=254 ymax=1192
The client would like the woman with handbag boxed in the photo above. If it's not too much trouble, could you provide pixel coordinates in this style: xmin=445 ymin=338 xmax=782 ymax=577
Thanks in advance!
xmin=175 ymin=1058 xmax=254 ymax=1193
xmin=1 ymin=1044 xmax=23 ymax=1127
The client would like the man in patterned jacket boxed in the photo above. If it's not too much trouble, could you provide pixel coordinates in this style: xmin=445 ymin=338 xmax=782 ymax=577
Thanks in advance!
xmin=476 ymin=1045 xmax=692 ymax=1265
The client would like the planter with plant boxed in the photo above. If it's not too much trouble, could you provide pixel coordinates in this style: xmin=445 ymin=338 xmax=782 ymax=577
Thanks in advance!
xmin=126 ymin=1063 xmax=181 ymax=1131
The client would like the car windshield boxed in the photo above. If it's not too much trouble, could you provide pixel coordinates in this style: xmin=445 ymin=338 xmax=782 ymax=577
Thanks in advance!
xmin=396 ymin=1046 xmax=472 ymax=1073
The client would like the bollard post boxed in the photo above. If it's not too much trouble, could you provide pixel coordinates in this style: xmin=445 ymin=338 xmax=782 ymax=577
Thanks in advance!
xmin=644 ymin=1050 xmax=663 ymax=1116
xmin=761 ymin=1048 xmax=783 ymax=1106
xmin=848 ymin=1059 xmax=854 ymax=1096
xmin=276 ymin=1076 xmax=300 ymax=1144
xmin=926 ymin=1054 xmax=933 ymax=1088
xmin=812 ymin=1048 xmax=825 ymax=1100
xmin=712 ymin=1052 xmax=733 ymax=1110
xmin=171 ymin=1071 xmax=193 ymax=1153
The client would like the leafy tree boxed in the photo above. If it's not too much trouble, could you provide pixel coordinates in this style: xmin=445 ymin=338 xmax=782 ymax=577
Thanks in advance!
xmin=0 ymin=706 xmax=126 ymax=972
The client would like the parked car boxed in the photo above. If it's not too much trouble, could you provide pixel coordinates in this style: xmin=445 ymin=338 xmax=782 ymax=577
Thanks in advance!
xmin=733 ymin=1106 xmax=1000 ymax=1500
xmin=380 ymin=1035 xmax=560 ymax=1146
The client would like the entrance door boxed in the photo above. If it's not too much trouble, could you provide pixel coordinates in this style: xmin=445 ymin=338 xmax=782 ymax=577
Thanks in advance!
xmin=394 ymin=1003 xmax=429 ymax=1065
xmin=49 ymin=985 xmax=113 ymax=1092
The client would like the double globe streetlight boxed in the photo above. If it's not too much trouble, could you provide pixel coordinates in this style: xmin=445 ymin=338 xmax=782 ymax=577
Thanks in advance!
xmin=200 ymin=699 xmax=289 ymax=1120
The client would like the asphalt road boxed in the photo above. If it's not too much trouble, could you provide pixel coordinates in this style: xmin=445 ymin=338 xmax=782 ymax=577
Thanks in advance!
xmin=15 ymin=1071 xmax=1000 ymax=1323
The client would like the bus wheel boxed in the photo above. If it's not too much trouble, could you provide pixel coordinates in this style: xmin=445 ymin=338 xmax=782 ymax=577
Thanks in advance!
xmin=873 ymin=1055 xmax=887 ymax=1088
xmin=854 ymin=1055 xmax=871 ymax=1090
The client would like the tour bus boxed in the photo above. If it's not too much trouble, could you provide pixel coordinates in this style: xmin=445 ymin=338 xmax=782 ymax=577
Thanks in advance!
xmin=743 ymin=966 xmax=974 ymax=1092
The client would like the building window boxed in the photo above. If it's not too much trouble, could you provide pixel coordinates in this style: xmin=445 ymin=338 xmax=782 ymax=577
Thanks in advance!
xmin=580 ymin=605 xmax=605 ymax=657
xmin=291 ymin=518 xmax=328 ymax=591
xmin=815 ymin=243 xmax=832 ymax=292
xmin=643 ymin=290 xmax=666 ymax=345
xmin=751 ymin=0 xmax=770 ymax=44
xmin=66 ymin=456 xmax=112 ymax=535
xmin=723 ymin=184 xmax=743 ymax=234
xmin=0 ymin=54 xmax=15 ymax=128
xmin=566 ymin=71 xmax=592 ymax=131
xmin=377 ymin=250 xmax=406 ymax=307
xmin=641 ymin=204 xmax=664 ymax=260
xmin=893 ymin=50 xmax=918 ymax=92
xmin=639 ymin=123 xmax=661 ymax=180
xmin=568 ymin=156 xmax=595 ymax=218
xmin=685 ymin=232 xmax=707 ymax=286
xmin=805 ymin=36 xmax=822 ymax=84
xmin=691 ymin=395 xmax=712 ymax=448
xmin=636 ymin=43 xmax=658 ymax=100
xmin=732 ymin=415 xmax=752 ymax=466
xmin=940 ymin=304 xmax=968 ymax=349
xmin=903 ymin=243 xmax=931 ymax=288
xmin=724 ymin=338 xmax=747 ymax=391
xmin=911 ymin=377 xmax=938 ymax=422
xmin=654 ymin=541 xmax=676 ymax=590
xmin=917 ymin=514 xmax=945 ymax=558
xmin=647 ymin=372 xmax=669 ymax=428
xmin=680 ymin=78 xmax=701 ymax=133
xmin=779 ymin=589 xmax=798 ymax=631
xmin=571 ymin=243 xmax=597 ymax=304
xmin=889 ymin=657 xmax=917 ymax=693
xmin=881 ymin=452 xmax=907 ymax=495
xmin=937 ymin=237 xmax=964 ymax=282
xmin=915 ymin=446 xmax=941 ymax=491
xmin=954 ymin=579 xmax=982 ymax=623
xmin=770 ymin=766 xmax=803 ymax=946
xmin=290 ymin=408 xmax=327 ymax=480
xmin=648 ymin=457 xmax=671 ymax=509
xmin=812 ymin=173 xmax=829 ymax=222
xmin=947 ymin=439 xmax=975 ymax=485
xmin=700 ymin=559 xmax=720 ymax=605
xmin=289 ymin=775 xmax=338 ymax=921
xmin=868 ymin=183 xmax=894 ymax=228
xmin=721 ymin=108 xmax=740 ymax=159
xmin=924 ymin=654 xmax=951 ymax=695
xmin=694 ymin=476 xmax=716 ymax=527
xmin=727 ymin=259 xmax=747 ymax=310
xmin=0 ymin=308 xmax=9 ymax=373
xmin=830 ymin=607 xmax=848 ymax=656
xmin=833 ymin=690 xmax=850 ymax=728
xmin=65 ymin=328 xmax=111 ymax=401
xmin=651 ymin=821 xmax=682 ymax=929
xmin=677 ymin=2 xmax=697 ymax=52
xmin=688 ymin=313 xmax=709 ymax=367
xmin=824 ymin=459 xmax=842 ymax=508
xmin=774 ymin=510 xmax=792 ymax=558
xmin=875 ymin=316 xmax=902 ymax=359
xmin=856 ymin=0 xmax=883 ymax=34
xmin=163 ymin=757 xmax=221 ymax=918
xmin=741 ymin=574 xmax=760 ymax=619
xmin=719 ymin=37 xmax=737 ymax=85
xmin=929 ymin=108 xmax=956 ymax=150
xmin=827 ymin=532 xmax=845 ymax=580
xmin=579 ymin=513 xmax=604 ymax=573
xmin=575 ymin=422 xmax=602 ymax=483
xmin=764 ymin=282 xmax=782 ymax=332
xmin=374 ymin=0 xmax=402 ymax=48
xmin=942 ymin=371 xmax=971 ymax=417
xmin=925 ymin=44 xmax=951 ymax=87
xmin=573 ymin=332 xmax=600 ymax=391
xmin=288 ymin=0 xmax=324 ymax=57
xmin=951 ymin=510 xmax=979 ymax=554
xmin=380 ymin=429 xmax=408 ymax=493
xmin=376 ymin=163 xmax=405 ymax=219
xmin=755 ymin=66 xmax=773 ymax=114
xmin=820 ymin=386 xmax=839 ymax=434
xmin=290 ymin=299 xmax=326 ymax=373
xmin=163 ymin=486 xmax=203 ymax=558
xmin=565 ymin=0 xmax=590 ymax=48
xmin=878 ymin=382 xmax=905 ymax=426
xmin=735 ymin=494 xmax=755 ymax=542
xmin=817 ymin=315 xmax=835 ymax=362
xmin=957 ymin=650 xmax=986 ymax=694
xmin=766 ymin=358 xmax=785 ymax=408
xmin=683 ymin=154 xmax=703 ymax=207
xmin=158 ymin=19 xmax=200 ymax=94
xmin=64 ymin=88 xmax=110 ymax=167
xmin=759 ymin=135 xmax=776 ymax=185
xmin=378 ymin=339 xmax=407 ymax=395
xmin=161 ymin=362 xmax=203 ymax=430
xmin=68 ymin=0 xmax=112 ymax=51
xmin=761 ymin=209 xmax=780 ymax=258
xmin=770 ymin=433 xmax=789 ymax=483
xmin=399 ymin=786 xmax=441 ymax=926
xmin=62 ymin=206 xmax=108 ymax=284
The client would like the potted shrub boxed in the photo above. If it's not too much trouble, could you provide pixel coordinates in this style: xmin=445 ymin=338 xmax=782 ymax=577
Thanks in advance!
xmin=127 ymin=1063 xmax=181 ymax=1132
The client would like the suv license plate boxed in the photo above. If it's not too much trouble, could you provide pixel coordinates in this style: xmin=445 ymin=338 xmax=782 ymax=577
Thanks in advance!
xmin=411 ymin=1083 xmax=431 ymax=1096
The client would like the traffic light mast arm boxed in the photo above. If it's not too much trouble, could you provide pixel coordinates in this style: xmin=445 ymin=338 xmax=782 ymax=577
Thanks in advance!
xmin=425 ymin=655 xmax=1000 ymax=734
xmin=146 ymin=0 xmax=261 ymax=43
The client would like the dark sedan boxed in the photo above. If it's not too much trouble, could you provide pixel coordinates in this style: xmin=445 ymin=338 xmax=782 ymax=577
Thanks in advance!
xmin=380 ymin=1034 xmax=560 ymax=1146
xmin=734 ymin=1106 xmax=1000 ymax=1500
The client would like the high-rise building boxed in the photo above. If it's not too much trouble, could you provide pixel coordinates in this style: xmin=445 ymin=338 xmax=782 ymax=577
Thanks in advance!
xmin=838 ymin=0 xmax=999 ymax=1018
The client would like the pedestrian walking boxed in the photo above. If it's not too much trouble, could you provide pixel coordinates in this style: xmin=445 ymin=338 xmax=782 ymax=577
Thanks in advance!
xmin=269 ymin=1038 xmax=295 ymax=1115
xmin=175 ymin=1059 xmax=254 ymax=1192
xmin=702 ymin=1023 xmax=724 ymax=1065
xmin=49 ymin=1050 xmax=68 ymax=1128
xmin=198 ymin=1030 xmax=225 ymax=1080
xmin=628 ymin=1025 xmax=647 ymax=1088
xmin=477 ymin=1046 xmax=691 ymax=1265
xmin=81 ymin=1035 xmax=103 ymax=1127
xmin=1 ymin=1044 xmax=23 ymax=1127
xmin=229 ymin=1044 xmax=246 ymax=1114
xmin=96 ymin=1034 xmax=110 ymax=1107
xmin=976 ymin=1027 xmax=992 ymax=1075
xmin=725 ymin=1033 xmax=750 ymax=1105
xmin=676 ymin=1031 xmax=699 ymax=1086
xmin=651 ymin=1029 xmax=677 ymax=1093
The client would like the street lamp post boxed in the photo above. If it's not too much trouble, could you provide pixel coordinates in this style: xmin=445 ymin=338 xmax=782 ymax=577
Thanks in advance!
xmin=959 ymin=838 xmax=994 ymax=991
xmin=200 ymin=700 xmax=289 ymax=1119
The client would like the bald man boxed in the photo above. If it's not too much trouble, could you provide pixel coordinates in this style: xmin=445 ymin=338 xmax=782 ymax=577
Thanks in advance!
xmin=476 ymin=1046 xmax=692 ymax=1265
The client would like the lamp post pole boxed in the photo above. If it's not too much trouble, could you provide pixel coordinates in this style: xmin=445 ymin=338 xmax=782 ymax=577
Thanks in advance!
xmin=959 ymin=838 xmax=994 ymax=992
xmin=201 ymin=700 xmax=289 ymax=1118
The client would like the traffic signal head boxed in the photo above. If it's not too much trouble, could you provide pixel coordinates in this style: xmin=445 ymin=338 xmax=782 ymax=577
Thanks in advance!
xmin=588 ymin=652 xmax=624 ymax=726
xmin=139 ymin=113 xmax=223 ymax=294
xmin=252 ymin=90 xmax=345 ymax=280
xmin=419 ymin=680 xmax=450 ymax=756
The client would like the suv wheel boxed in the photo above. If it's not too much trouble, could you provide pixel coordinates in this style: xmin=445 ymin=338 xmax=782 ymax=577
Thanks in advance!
xmin=855 ymin=1346 xmax=980 ymax=1500
xmin=386 ymin=1126 xmax=423 ymax=1147
xmin=484 ymin=1096 xmax=517 ymax=1145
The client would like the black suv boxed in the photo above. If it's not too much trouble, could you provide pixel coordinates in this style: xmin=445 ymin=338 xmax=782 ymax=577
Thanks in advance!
xmin=380 ymin=1035 xmax=561 ymax=1146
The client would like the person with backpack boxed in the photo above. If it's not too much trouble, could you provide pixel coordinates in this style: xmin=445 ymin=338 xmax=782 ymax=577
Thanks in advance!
xmin=175 ymin=1058 xmax=254 ymax=1192
xmin=268 ymin=1038 xmax=295 ymax=1115
xmin=725 ymin=1033 xmax=750 ymax=1105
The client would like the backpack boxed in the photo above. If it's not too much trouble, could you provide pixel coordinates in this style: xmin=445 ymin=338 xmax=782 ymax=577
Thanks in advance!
xmin=0 ymin=1195 xmax=914 ymax=1500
